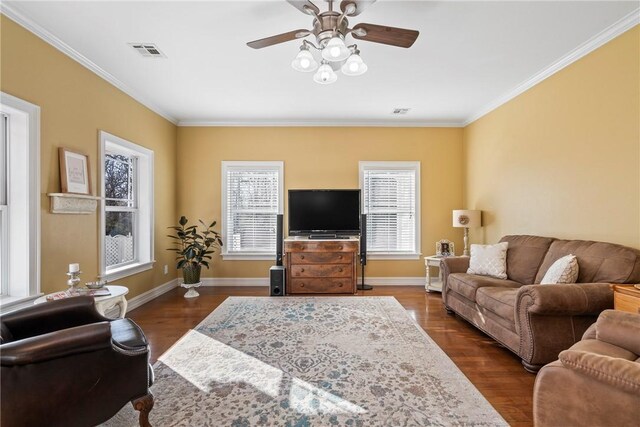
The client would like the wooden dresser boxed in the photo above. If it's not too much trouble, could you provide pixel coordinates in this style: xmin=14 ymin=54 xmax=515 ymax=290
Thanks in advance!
xmin=611 ymin=284 xmax=640 ymax=314
xmin=285 ymin=238 xmax=358 ymax=295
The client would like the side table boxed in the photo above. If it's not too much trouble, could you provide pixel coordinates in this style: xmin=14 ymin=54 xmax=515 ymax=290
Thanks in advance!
xmin=611 ymin=284 xmax=640 ymax=314
xmin=424 ymin=256 xmax=444 ymax=293
xmin=34 ymin=285 xmax=129 ymax=318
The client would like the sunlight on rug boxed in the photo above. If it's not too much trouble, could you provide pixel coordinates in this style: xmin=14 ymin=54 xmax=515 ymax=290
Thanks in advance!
xmin=104 ymin=296 xmax=507 ymax=426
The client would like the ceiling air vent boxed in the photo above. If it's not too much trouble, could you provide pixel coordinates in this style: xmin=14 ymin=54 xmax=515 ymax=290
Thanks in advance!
xmin=392 ymin=108 xmax=411 ymax=115
xmin=129 ymin=43 xmax=166 ymax=58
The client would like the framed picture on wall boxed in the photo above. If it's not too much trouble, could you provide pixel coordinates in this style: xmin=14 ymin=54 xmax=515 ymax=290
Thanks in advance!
xmin=59 ymin=148 xmax=91 ymax=195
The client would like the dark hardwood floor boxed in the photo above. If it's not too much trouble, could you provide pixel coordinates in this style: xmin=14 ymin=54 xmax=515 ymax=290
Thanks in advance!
xmin=128 ymin=286 xmax=535 ymax=426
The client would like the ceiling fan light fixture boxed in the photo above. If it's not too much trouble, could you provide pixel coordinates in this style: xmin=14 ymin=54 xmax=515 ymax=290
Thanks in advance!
xmin=321 ymin=36 xmax=351 ymax=62
xmin=341 ymin=51 xmax=368 ymax=76
xmin=291 ymin=46 xmax=318 ymax=72
xmin=313 ymin=62 xmax=338 ymax=84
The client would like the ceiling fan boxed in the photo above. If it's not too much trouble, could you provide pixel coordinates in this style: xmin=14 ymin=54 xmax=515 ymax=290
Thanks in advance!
xmin=247 ymin=0 xmax=419 ymax=84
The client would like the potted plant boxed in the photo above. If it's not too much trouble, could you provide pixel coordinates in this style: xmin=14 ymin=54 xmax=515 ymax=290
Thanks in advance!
xmin=167 ymin=216 xmax=222 ymax=297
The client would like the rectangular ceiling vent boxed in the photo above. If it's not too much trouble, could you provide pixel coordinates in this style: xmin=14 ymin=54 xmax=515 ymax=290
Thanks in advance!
xmin=129 ymin=43 xmax=166 ymax=58
xmin=392 ymin=108 xmax=411 ymax=115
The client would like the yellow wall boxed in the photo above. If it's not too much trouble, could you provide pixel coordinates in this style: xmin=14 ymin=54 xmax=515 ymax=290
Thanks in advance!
xmin=177 ymin=127 xmax=464 ymax=278
xmin=0 ymin=16 xmax=178 ymax=296
xmin=464 ymin=26 xmax=640 ymax=249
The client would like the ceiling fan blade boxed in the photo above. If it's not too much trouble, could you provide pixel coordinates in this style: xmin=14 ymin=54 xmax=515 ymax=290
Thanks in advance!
xmin=286 ymin=0 xmax=320 ymax=16
xmin=352 ymin=23 xmax=419 ymax=48
xmin=247 ymin=29 xmax=310 ymax=49
xmin=340 ymin=0 xmax=376 ymax=16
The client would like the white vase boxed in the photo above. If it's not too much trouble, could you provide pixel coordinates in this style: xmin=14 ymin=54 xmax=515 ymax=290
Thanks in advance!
xmin=181 ymin=282 xmax=202 ymax=298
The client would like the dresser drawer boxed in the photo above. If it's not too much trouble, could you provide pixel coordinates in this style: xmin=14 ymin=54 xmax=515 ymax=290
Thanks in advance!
xmin=286 ymin=241 xmax=358 ymax=253
xmin=614 ymin=291 xmax=640 ymax=314
xmin=290 ymin=264 xmax=351 ymax=278
xmin=288 ymin=278 xmax=352 ymax=294
xmin=290 ymin=252 xmax=351 ymax=264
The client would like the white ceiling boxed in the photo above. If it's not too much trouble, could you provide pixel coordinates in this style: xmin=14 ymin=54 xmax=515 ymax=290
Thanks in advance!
xmin=3 ymin=1 xmax=639 ymax=126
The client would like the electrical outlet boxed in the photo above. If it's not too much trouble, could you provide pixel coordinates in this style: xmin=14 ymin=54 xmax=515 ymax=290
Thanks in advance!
xmin=163 ymin=265 xmax=168 ymax=275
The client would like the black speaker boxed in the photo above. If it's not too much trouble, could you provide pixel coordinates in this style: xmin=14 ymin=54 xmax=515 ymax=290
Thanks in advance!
xmin=270 ymin=266 xmax=285 ymax=296
xmin=358 ymin=213 xmax=373 ymax=291
xmin=276 ymin=214 xmax=284 ymax=267
xmin=360 ymin=213 xmax=367 ymax=266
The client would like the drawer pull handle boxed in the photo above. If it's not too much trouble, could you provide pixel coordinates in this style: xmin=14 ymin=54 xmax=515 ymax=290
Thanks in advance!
xmin=300 ymin=268 xmax=305 ymax=272
xmin=338 ymin=283 xmax=343 ymax=287
xmin=300 ymin=283 xmax=305 ymax=287
xmin=300 ymin=255 xmax=305 ymax=259
xmin=338 ymin=255 xmax=343 ymax=260
xmin=338 ymin=268 xmax=343 ymax=272
xmin=338 ymin=245 xmax=343 ymax=250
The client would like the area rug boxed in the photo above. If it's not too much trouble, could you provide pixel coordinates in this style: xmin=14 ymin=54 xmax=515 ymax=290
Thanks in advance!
xmin=105 ymin=297 xmax=507 ymax=426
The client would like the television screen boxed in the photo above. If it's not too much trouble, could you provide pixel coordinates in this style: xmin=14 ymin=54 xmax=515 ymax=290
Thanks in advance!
xmin=288 ymin=190 xmax=361 ymax=235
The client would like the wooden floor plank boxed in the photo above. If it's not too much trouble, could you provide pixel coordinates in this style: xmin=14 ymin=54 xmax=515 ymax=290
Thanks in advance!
xmin=127 ymin=285 xmax=535 ymax=426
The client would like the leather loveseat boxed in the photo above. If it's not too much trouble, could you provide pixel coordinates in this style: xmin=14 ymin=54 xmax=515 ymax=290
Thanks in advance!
xmin=533 ymin=309 xmax=640 ymax=426
xmin=441 ymin=235 xmax=640 ymax=372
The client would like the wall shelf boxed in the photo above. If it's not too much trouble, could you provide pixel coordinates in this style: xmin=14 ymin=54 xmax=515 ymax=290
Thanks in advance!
xmin=48 ymin=193 xmax=101 ymax=214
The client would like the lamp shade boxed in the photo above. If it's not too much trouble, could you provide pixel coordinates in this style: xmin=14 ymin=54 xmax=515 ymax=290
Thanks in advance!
xmin=452 ymin=210 xmax=481 ymax=228
xmin=341 ymin=52 xmax=368 ymax=76
xmin=291 ymin=48 xmax=318 ymax=72
xmin=321 ymin=36 xmax=351 ymax=62
xmin=313 ymin=62 xmax=338 ymax=84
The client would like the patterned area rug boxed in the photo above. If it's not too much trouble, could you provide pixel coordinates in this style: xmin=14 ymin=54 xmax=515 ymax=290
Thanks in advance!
xmin=106 ymin=297 xmax=507 ymax=426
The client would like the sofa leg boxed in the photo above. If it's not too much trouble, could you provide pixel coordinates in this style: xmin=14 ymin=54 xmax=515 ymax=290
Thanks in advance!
xmin=522 ymin=360 xmax=543 ymax=373
xmin=445 ymin=308 xmax=455 ymax=315
xmin=132 ymin=392 xmax=154 ymax=427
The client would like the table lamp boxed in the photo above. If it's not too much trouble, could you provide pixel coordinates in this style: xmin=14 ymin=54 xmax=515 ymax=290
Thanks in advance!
xmin=452 ymin=210 xmax=482 ymax=256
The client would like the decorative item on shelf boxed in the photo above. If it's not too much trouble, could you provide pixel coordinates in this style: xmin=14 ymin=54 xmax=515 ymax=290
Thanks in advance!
xmin=436 ymin=239 xmax=455 ymax=257
xmin=86 ymin=279 xmax=108 ymax=290
xmin=246 ymin=0 xmax=419 ymax=85
xmin=58 ymin=147 xmax=91 ymax=195
xmin=167 ymin=216 xmax=223 ymax=298
xmin=66 ymin=263 xmax=82 ymax=293
xmin=452 ymin=210 xmax=482 ymax=257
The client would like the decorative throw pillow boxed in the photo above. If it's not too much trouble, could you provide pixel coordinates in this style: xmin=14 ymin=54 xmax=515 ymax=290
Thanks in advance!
xmin=541 ymin=255 xmax=579 ymax=284
xmin=467 ymin=242 xmax=508 ymax=279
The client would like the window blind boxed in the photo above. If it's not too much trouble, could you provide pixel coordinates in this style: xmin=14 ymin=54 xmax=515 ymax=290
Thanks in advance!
xmin=225 ymin=168 xmax=279 ymax=253
xmin=363 ymin=168 xmax=416 ymax=253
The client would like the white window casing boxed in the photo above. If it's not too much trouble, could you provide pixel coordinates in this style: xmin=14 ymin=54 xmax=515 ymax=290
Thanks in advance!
xmin=359 ymin=161 xmax=421 ymax=259
xmin=221 ymin=161 xmax=283 ymax=260
xmin=0 ymin=92 xmax=41 ymax=311
xmin=99 ymin=131 xmax=154 ymax=281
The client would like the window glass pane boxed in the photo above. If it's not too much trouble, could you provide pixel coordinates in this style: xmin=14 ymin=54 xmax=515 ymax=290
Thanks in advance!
xmin=105 ymin=153 xmax=135 ymax=207
xmin=105 ymin=211 xmax=135 ymax=267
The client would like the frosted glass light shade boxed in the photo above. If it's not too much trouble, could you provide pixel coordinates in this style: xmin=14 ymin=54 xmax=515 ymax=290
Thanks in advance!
xmin=341 ymin=53 xmax=368 ymax=76
xmin=291 ymin=48 xmax=318 ymax=72
xmin=321 ymin=37 xmax=351 ymax=62
xmin=313 ymin=63 xmax=338 ymax=84
xmin=452 ymin=210 xmax=482 ymax=228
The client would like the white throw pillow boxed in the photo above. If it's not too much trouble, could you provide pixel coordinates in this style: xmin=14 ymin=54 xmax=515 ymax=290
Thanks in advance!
xmin=467 ymin=242 xmax=508 ymax=279
xmin=541 ymin=255 xmax=579 ymax=284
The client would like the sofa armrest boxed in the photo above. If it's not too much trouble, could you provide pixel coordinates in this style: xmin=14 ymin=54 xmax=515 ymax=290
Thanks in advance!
xmin=1 ymin=296 xmax=110 ymax=340
xmin=0 ymin=322 xmax=112 ymax=366
xmin=559 ymin=349 xmax=640 ymax=394
xmin=596 ymin=309 xmax=640 ymax=355
xmin=440 ymin=257 xmax=470 ymax=308
xmin=516 ymin=283 xmax=613 ymax=316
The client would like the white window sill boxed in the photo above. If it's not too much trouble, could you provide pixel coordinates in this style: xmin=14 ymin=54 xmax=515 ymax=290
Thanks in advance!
xmin=0 ymin=293 xmax=43 ymax=313
xmin=367 ymin=253 xmax=423 ymax=260
xmin=222 ymin=253 xmax=275 ymax=261
xmin=101 ymin=261 xmax=155 ymax=282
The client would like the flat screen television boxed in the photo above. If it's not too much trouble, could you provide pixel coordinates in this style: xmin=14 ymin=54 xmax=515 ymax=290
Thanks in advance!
xmin=288 ymin=189 xmax=361 ymax=236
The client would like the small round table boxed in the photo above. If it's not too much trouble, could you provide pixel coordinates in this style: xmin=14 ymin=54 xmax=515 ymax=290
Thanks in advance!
xmin=34 ymin=285 xmax=129 ymax=318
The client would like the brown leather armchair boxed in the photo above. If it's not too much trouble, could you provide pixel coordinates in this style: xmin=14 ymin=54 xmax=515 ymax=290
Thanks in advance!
xmin=533 ymin=309 xmax=640 ymax=426
xmin=1 ymin=296 xmax=154 ymax=427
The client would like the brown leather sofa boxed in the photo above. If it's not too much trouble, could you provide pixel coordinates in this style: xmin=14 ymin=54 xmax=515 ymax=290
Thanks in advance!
xmin=533 ymin=309 xmax=640 ymax=426
xmin=0 ymin=296 xmax=154 ymax=427
xmin=441 ymin=235 xmax=640 ymax=372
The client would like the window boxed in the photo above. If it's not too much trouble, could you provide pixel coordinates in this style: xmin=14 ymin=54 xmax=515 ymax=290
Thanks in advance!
xmin=221 ymin=161 xmax=283 ymax=260
xmin=99 ymin=131 xmax=154 ymax=280
xmin=0 ymin=92 xmax=40 ymax=310
xmin=360 ymin=161 xmax=421 ymax=259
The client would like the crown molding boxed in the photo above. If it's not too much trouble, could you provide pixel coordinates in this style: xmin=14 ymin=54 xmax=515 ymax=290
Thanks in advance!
xmin=178 ymin=120 xmax=464 ymax=128
xmin=463 ymin=9 xmax=640 ymax=126
xmin=0 ymin=4 xmax=178 ymax=125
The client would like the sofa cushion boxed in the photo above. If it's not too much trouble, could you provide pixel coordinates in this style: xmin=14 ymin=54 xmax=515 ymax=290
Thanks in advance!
xmin=467 ymin=242 xmax=508 ymax=279
xmin=499 ymin=235 xmax=555 ymax=284
xmin=476 ymin=287 xmax=518 ymax=325
xmin=448 ymin=273 xmax=521 ymax=302
xmin=540 ymin=254 xmax=579 ymax=284
xmin=534 ymin=240 xmax=640 ymax=284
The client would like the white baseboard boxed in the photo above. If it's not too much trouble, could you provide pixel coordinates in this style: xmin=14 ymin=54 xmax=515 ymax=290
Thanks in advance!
xmin=127 ymin=278 xmax=179 ymax=312
xmin=200 ymin=277 xmax=425 ymax=287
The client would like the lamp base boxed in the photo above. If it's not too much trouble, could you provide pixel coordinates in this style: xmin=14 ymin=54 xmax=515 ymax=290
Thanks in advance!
xmin=463 ymin=228 xmax=470 ymax=256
